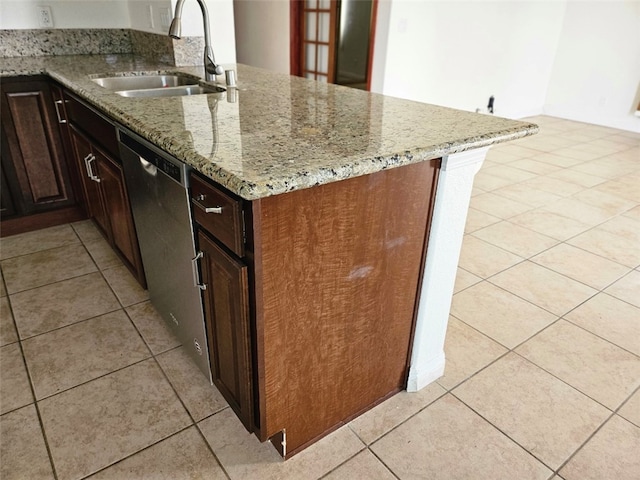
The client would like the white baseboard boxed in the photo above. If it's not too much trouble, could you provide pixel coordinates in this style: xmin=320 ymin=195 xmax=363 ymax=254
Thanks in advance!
xmin=406 ymin=354 xmax=445 ymax=393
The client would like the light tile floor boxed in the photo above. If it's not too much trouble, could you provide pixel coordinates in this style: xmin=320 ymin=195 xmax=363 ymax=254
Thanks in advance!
xmin=1 ymin=115 xmax=639 ymax=479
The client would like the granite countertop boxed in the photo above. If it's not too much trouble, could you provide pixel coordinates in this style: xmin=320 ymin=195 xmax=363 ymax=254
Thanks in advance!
xmin=0 ymin=54 xmax=538 ymax=200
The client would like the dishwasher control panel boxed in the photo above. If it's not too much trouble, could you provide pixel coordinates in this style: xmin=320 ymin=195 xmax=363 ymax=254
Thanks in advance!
xmin=119 ymin=131 xmax=183 ymax=184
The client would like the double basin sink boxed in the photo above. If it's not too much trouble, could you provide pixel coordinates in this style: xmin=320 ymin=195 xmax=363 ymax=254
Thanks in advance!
xmin=92 ymin=73 xmax=225 ymax=98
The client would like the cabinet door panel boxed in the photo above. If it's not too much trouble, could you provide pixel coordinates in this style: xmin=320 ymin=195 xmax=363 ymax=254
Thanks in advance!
xmin=94 ymin=150 xmax=139 ymax=270
xmin=68 ymin=125 xmax=111 ymax=238
xmin=0 ymin=78 xmax=75 ymax=214
xmin=199 ymin=231 xmax=253 ymax=431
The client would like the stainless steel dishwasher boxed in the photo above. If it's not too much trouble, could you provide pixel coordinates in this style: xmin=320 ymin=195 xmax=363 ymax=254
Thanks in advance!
xmin=118 ymin=129 xmax=211 ymax=381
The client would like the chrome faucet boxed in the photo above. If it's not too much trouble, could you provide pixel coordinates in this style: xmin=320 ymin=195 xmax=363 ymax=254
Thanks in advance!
xmin=168 ymin=0 xmax=224 ymax=82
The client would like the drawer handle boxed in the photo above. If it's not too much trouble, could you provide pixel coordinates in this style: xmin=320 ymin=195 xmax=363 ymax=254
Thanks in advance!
xmin=191 ymin=251 xmax=207 ymax=290
xmin=86 ymin=154 xmax=100 ymax=183
xmin=54 ymin=100 xmax=67 ymax=124
xmin=193 ymin=195 xmax=222 ymax=214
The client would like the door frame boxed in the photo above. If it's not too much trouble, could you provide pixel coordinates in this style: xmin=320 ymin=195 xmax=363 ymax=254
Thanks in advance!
xmin=290 ymin=0 xmax=378 ymax=91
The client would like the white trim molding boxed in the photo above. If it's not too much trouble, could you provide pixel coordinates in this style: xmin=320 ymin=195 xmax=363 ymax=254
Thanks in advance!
xmin=407 ymin=147 xmax=489 ymax=392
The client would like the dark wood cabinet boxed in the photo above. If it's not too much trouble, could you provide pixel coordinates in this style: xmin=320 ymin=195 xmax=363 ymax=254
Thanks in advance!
xmin=65 ymin=95 xmax=145 ymax=287
xmin=0 ymin=76 xmax=84 ymax=235
xmin=198 ymin=229 xmax=253 ymax=431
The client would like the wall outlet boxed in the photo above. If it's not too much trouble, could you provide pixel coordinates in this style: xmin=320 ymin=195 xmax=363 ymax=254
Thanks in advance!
xmin=37 ymin=5 xmax=53 ymax=28
xmin=160 ymin=8 xmax=172 ymax=29
xmin=148 ymin=4 xmax=155 ymax=29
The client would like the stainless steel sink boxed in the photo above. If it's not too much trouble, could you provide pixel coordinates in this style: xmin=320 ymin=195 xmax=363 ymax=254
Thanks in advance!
xmin=115 ymin=85 xmax=226 ymax=98
xmin=91 ymin=74 xmax=200 ymax=91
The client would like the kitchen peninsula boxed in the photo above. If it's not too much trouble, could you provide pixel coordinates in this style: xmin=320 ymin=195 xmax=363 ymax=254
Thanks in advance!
xmin=1 ymin=54 xmax=537 ymax=457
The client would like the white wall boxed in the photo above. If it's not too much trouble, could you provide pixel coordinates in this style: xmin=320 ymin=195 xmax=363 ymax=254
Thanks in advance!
xmin=372 ymin=0 xmax=567 ymax=119
xmin=172 ymin=0 xmax=237 ymax=63
xmin=233 ymin=0 xmax=290 ymax=74
xmin=0 ymin=0 xmax=130 ymax=29
xmin=544 ymin=0 xmax=640 ymax=132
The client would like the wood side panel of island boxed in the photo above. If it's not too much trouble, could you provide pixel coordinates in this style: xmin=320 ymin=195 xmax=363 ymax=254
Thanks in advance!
xmin=251 ymin=159 xmax=441 ymax=456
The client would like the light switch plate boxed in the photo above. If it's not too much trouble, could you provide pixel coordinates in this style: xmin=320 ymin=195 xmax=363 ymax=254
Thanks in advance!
xmin=38 ymin=5 xmax=53 ymax=28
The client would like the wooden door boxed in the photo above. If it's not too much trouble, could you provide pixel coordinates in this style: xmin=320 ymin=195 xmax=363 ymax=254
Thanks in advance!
xmin=294 ymin=0 xmax=338 ymax=83
xmin=0 ymin=77 xmax=76 ymax=215
xmin=198 ymin=230 xmax=253 ymax=431
xmin=68 ymin=125 xmax=111 ymax=238
xmin=94 ymin=147 xmax=144 ymax=285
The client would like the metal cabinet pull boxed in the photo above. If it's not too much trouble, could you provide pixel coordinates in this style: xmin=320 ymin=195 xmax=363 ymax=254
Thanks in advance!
xmin=191 ymin=251 xmax=207 ymax=290
xmin=54 ymin=99 xmax=67 ymax=124
xmin=193 ymin=194 xmax=222 ymax=214
xmin=83 ymin=153 xmax=93 ymax=178
xmin=86 ymin=154 xmax=100 ymax=183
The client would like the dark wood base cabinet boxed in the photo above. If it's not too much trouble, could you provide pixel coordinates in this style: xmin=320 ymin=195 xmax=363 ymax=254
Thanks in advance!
xmin=1 ymin=76 xmax=84 ymax=234
xmin=193 ymin=158 xmax=440 ymax=458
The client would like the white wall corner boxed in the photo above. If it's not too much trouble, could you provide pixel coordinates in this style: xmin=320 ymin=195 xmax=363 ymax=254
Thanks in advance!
xmin=407 ymin=147 xmax=488 ymax=392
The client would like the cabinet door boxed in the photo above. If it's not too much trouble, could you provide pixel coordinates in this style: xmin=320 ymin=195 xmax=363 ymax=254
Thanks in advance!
xmin=93 ymin=148 xmax=143 ymax=281
xmin=68 ymin=125 xmax=111 ymax=238
xmin=198 ymin=231 xmax=253 ymax=431
xmin=0 ymin=78 xmax=76 ymax=215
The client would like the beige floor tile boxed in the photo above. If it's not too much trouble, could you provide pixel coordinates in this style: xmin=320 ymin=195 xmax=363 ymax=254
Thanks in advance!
xmin=473 ymin=171 xmax=514 ymax=191
xmin=490 ymin=261 xmax=597 ymax=316
xmin=531 ymin=152 xmax=585 ymax=168
xmin=481 ymin=164 xmax=537 ymax=183
xmin=594 ymin=179 xmax=640 ymax=203
xmin=199 ymin=409 xmax=365 ymax=480
xmin=567 ymin=228 xmax=640 ymax=268
xmin=472 ymin=221 xmax=558 ymax=258
xmin=1 ymin=244 xmax=97 ymax=294
xmin=604 ymin=270 xmax=640 ymax=308
xmin=464 ymin=208 xmax=501 ymax=233
xmin=23 ymin=310 xmax=150 ymax=400
xmin=39 ymin=359 xmax=191 ymax=480
xmin=458 ymin=236 xmax=523 ymax=278
xmin=541 ymin=197 xmax=613 ymax=226
xmin=453 ymin=267 xmax=482 ymax=293
xmin=83 ymin=236 xmax=123 ymax=270
xmin=454 ymin=353 xmax=610 ymax=469
xmin=560 ymin=416 xmax=640 ymax=480
xmin=492 ymin=183 xmax=565 ymax=208
xmin=323 ymin=450 xmax=395 ymax=480
xmin=437 ymin=317 xmax=507 ymax=390
xmin=571 ymin=188 xmax=637 ymax=216
xmin=451 ymin=282 xmax=557 ymax=349
xmin=596 ymin=215 xmax=640 ymax=242
xmin=349 ymin=382 xmax=446 ymax=445
xmin=10 ymin=272 xmax=120 ymax=339
xmin=509 ymin=209 xmax=592 ymax=241
xmin=507 ymin=158 xmax=562 ymax=175
xmin=622 ymin=205 xmax=640 ymax=221
xmin=470 ymin=192 xmax=533 ymax=219
xmin=553 ymin=146 xmax=607 ymax=162
xmin=584 ymin=138 xmax=636 ymax=153
xmin=517 ymin=321 xmax=640 ymax=410
xmin=0 ymin=404 xmax=55 ymax=480
xmin=606 ymin=133 xmax=640 ymax=145
xmin=565 ymin=293 xmax=640 ymax=356
xmin=522 ymin=175 xmax=585 ymax=196
xmin=156 ymin=347 xmax=228 ymax=422
xmin=71 ymin=220 xmax=104 ymax=244
xmin=485 ymin=148 xmax=522 ymax=164
xmin=0 ymin=296 xmax=17 ymax=346
xmin=547 ymin=169 xmax=607 ymax=188
xmin=618 ymin=390 xmax=640 ymax=427
xmin=125 ymin=301 xmax=180 ymax=354
xmin=531 ymin=243 xmax=629 ymax=290
xmin=0 ymin=343 xmax=33 ymax=415
xmin=102 ymin=264 xmax=149 ymax=307
xmin=572 ymin=158 xmax=637 ymax=179
xmin=0 ymin=224 xmax=80 ymax=260
xmin=490 ymin=144 xmax=541 ymax=160
xmin=371 ymin=393 xmax=552 ymax=480
xmin=87 ymin=427 xmax=226 ymax=480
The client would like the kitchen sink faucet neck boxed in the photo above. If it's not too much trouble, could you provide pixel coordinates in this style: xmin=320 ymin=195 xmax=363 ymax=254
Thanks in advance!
xmin=168 ymin=0 xmax=224 ymax=82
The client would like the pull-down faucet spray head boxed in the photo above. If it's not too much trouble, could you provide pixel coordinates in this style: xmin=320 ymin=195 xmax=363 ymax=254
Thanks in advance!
xmin=168 ymin=0 xmax=224 ymax=82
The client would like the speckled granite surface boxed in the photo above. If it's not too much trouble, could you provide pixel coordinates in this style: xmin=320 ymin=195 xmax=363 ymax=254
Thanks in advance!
xmin=0 ymin=54 xmax=537 ymax=200
xmin=0 ymin=30 xmax=132 ymax=57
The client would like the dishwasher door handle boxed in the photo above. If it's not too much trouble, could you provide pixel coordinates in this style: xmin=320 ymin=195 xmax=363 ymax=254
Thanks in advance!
xmin=191 ymin=252 xmax=207 ymax=291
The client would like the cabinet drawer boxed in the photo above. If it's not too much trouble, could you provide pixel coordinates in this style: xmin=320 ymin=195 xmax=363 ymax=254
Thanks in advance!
xmin=65 ymin=93 xmax=119 ymax=159
xmin=191 ymin=173 xmax=244 ymax=257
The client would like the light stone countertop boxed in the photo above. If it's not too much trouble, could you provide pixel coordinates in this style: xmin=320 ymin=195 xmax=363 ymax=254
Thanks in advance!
xmin=1 ymin=54 xmax=537 ymax=200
